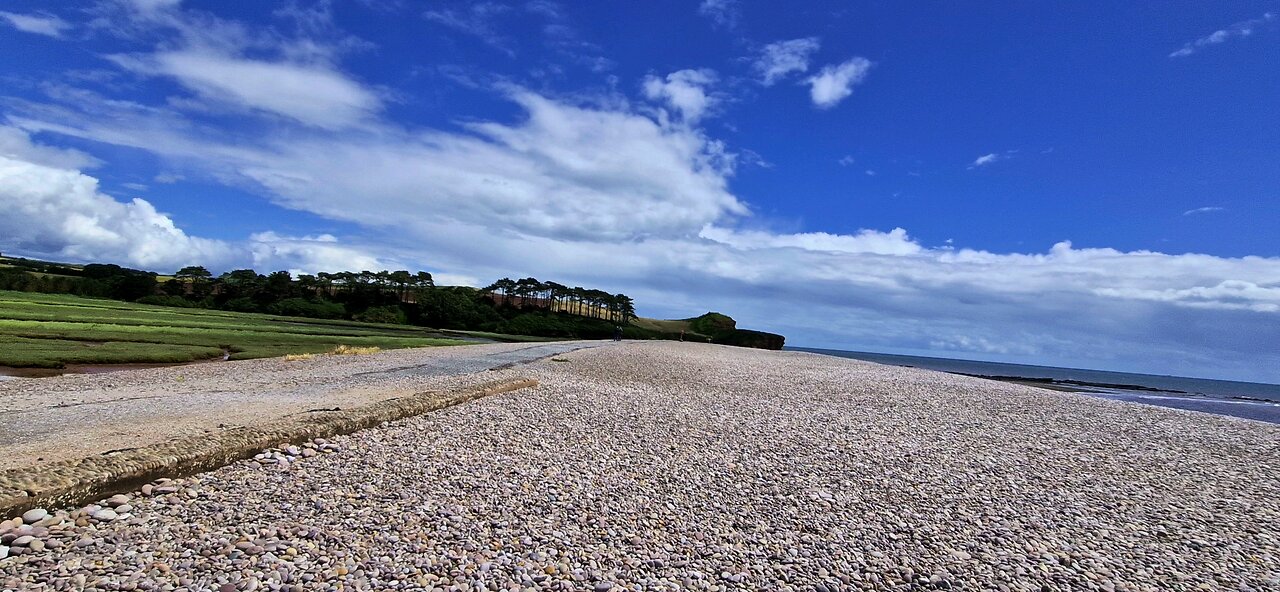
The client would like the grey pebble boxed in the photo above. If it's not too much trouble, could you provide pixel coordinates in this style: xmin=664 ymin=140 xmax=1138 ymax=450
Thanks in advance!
xmin=20 ymin=509 xmax=48 ymax=524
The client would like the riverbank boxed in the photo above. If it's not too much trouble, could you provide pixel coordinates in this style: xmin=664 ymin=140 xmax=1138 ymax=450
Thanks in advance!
xmin=3 ymin=342 xmax=1278 ymax=590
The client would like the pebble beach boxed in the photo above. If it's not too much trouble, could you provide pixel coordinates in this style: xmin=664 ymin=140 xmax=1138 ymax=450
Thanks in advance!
xmin=2 ymin=342 xmax=1278 ymax=591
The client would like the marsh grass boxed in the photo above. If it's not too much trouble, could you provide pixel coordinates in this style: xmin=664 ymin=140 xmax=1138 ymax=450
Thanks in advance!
xmin=0 ymin=291 xmax=466 ymax=368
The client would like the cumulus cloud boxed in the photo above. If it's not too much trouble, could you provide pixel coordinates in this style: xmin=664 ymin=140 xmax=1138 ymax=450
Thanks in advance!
xmin=0 ymin=128 xmax=389 ymax=275
xmin=754 ymin=38 xmax=821 ymax=86
xmin=642 ymin=69 xmax=719 ymax=123
xmin=1170 ymin=12 xmax=1275 ymax=58
xmin=230 ymin=90 xmax=748 ymax=243
xmin=248 ymin=232 xmax=391 ymax=275
xmin=807 ymin=58 xmax=873 ymax=109
xmin=5 ymin=87 xmax=742 ymax=249
xmin=0 ymin=154 xmax=231 ymax=269
xmin=0 ymin=11 xmax=71 ymax=37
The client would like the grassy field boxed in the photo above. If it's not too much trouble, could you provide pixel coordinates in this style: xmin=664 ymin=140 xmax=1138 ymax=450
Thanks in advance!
xmin=630 ymin=317 xmax=712 ymax=340
xmin=0 ymin=291 xmax=469 ymax=368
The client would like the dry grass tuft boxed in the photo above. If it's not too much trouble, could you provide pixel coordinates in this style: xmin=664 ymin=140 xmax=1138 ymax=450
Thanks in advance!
xmin=283 ymin=353 xmax=316 ymax=362
xmin=328 ymin=345 xmax=381 ymax=356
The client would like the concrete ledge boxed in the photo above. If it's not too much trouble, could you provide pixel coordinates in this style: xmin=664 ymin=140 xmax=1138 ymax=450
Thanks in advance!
xmin=0 ymin=377 xmax=537 ymax=517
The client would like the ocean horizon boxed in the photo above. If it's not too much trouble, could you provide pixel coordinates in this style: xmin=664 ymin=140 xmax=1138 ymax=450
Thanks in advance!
xmin=789 ymin=347 xmax=1280 ymax=424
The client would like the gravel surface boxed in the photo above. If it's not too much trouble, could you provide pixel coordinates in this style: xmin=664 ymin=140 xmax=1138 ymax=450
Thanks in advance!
xmin=2 ymin=342 xmax=1278 ymax=591
xmin=0 ymin=342 xmax=594 ymax=471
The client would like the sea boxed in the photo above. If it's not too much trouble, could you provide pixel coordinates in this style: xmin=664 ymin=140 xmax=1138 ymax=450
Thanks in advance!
xmin=788 ymin=347 xmax=1280 ymax=425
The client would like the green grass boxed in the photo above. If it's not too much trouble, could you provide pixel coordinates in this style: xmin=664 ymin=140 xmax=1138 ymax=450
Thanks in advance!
xmin=630 ymin=317 xmax=691 ymax=333
xmin=0 ymin=291 xmax=470 ymax=368
xmin=630 ymin=317 xmax=712 ymax=340
xmin=1 ymin=336 xmax=224 ymax=368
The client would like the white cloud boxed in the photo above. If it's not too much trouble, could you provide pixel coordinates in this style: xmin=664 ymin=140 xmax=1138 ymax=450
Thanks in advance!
xmin=837 ymin=155 xmax=855 ymax=166
xmin=423 ymin=3 xmax=515 ymax=55
xmin=1183 ymin=206 xmax=1225 ymax=216
xmin=0 ymin=130 xmax=396 ymax=275
xmin=700 ymin=226 xmax=923 ymax=256
xmin=807 ymin=58 xmax=873 ymax=109
xmin=0 ymin=125 xmax=101 ymax=170
xmin=642 ymin=69 xmax=718 ymax=123
xmin=230 ymin=90 xmax=747 ymax=242
xmin=127 ymin=0 xmax=183 ymax=13
xmin=1170 ymin=12 xmax=1275 ymax=58
xmin=969 ymin=150 xmax=1019 ymax=169
xmin=0 ymin=154 xmax=231 ymax=270
xmin=1095 ymin=280 xmax=1280 ymax=313
xmin=0 ymin=11 xmax=71 ymax=37
xmin=248 ymin=232 xmax=391 ymax=275
xmin=971 ymin=153 xmax=1000 ymax=167
xmin=109 ymin=49 xmax=381 ymax=129
xmin=698 ymin=0 xmax=739 ymax=29
xmin=754 ymin=38 xmax=821 ymax=86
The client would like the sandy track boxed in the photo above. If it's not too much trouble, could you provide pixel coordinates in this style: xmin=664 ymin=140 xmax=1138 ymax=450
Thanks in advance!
xmin=0 ymin=342 xmax=597 ymax=471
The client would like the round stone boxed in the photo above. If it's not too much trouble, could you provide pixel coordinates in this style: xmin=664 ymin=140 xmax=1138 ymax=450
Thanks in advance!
xmin=107 ymin=494 xmax=131 ymax=507
xmin=21 ymin=509 xmax=48 ymax=524
xmin=91 ymin=508 xmax=119 ymax=521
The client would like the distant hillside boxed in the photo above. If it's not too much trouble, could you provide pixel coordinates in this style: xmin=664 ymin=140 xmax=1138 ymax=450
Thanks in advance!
xmin=632 ymin=312 xmax=785 ymax=350
xmin=0 ymin=254 xmax=785 ymax=349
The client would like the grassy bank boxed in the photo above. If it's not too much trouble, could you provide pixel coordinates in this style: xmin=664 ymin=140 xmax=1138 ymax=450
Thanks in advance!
xmin=0 ymin=291 xmax=469 ymax=368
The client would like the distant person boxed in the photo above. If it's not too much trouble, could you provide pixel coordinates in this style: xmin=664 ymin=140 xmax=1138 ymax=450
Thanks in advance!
xmin=613 ymin=325 xmax=622 ymax=341
xmin=679 ymin=330 xmax=685 ymax=342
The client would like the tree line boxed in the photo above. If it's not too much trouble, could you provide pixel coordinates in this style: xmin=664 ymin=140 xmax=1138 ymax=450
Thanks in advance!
xmin=0 ymin=256 xmax=643 ymax=339
xmin=482 ymin=277 xmax=636 ymax=323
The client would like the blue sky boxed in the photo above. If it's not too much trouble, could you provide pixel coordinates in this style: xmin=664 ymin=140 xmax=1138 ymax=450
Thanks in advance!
xmin=1 ymin=1 xmax=1278 ymax=382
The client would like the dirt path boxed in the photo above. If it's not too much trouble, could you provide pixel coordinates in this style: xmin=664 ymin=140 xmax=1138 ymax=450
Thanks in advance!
xmin=0 ymin=341 xmax=601 ymax=471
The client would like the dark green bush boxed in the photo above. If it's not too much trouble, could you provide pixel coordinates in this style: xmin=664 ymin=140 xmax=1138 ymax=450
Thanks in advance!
xmin=267 ymin=298 xmax=345 ymax=319
xmin=223 ymin=297 xmax=260 ymax=313
xmin=353 ymin=305 xmax=407 ymax=325
xmin=136 ymin=295 xmax=202 ymax=308
xmin=687 ymin=312 xmax=736 ymax=336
